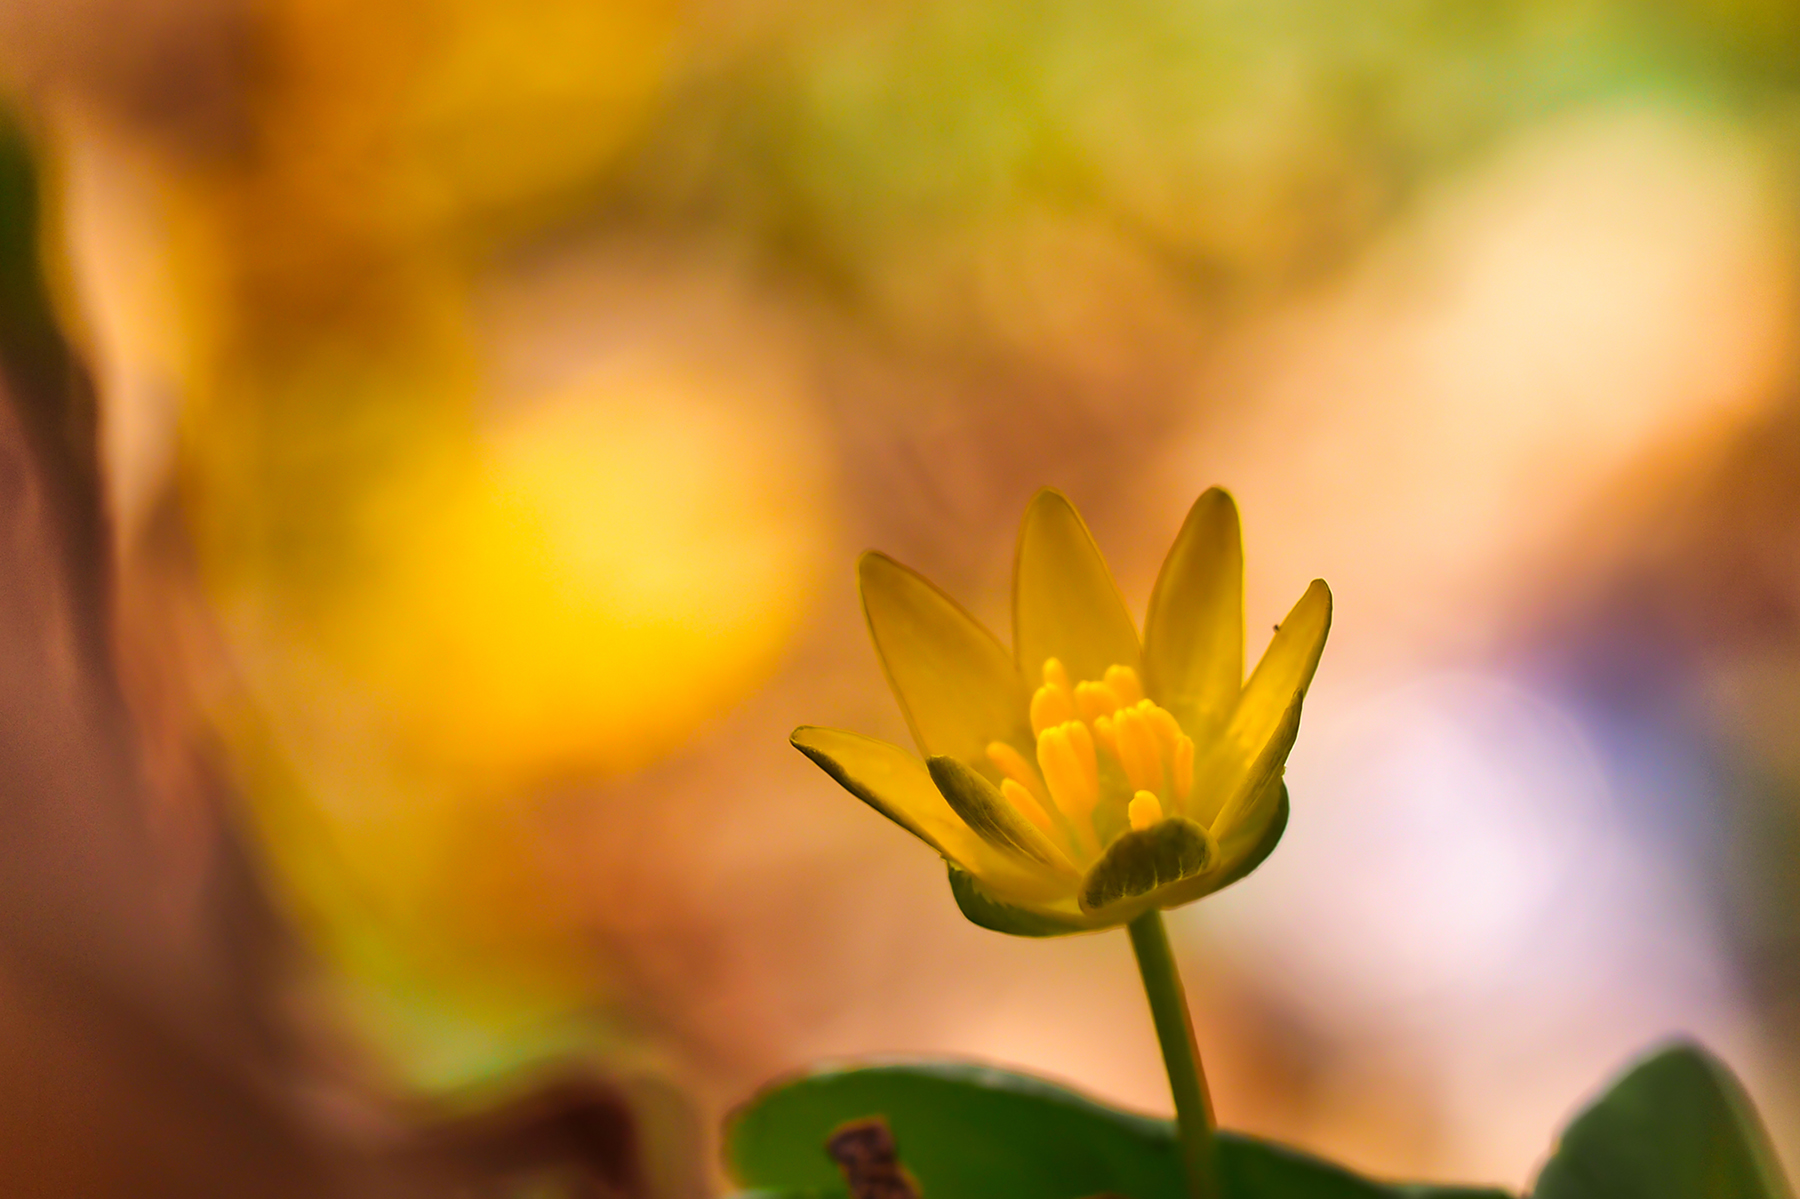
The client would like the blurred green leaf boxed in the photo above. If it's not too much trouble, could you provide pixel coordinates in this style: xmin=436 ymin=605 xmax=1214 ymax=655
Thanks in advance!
xmin=1532 ymin=1042 xmax=1791 ymax=1199
xmin=726 ymin=1061 xmax=1510 ymax=1199
xmin=0 ymin=104 xmax=105 ymax=611
xmin=0 ymin=108 xmax=68 ymax=403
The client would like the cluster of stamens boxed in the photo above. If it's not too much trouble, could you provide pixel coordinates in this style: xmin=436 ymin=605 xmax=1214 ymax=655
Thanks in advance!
xmin=985 ymin=659 xmax=1195 ymax=861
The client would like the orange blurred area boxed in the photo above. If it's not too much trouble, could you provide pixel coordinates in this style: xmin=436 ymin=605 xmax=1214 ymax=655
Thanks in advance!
xmin=3 ymin=0 xmax=1800 ymax=1194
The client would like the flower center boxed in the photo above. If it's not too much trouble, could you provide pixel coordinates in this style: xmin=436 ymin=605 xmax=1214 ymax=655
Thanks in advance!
xmin=986 ymin=658 xmax=1194 ymax=861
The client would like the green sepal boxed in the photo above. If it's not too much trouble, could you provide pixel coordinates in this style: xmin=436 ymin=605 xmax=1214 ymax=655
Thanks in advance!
xmin=1079 ymin=816 xmax=1215 ymax=912
xmin=0 ymin=110 xmax=74 ymax=408
xmin=928 ymin=755 xmax=1071 ymax=870
xmin=1532 ymin=1041 xmax=1790 ymax=1199
xmin=1126 ymin=779 xmax=1290 ymax=916
xmin=726 ymin=1059 xmax=1510 ymax=1199
xmin=1210 ymin=778 xmax=1289 ymax=894
xmin=947 ymin=864 xmax=1093 ymax=937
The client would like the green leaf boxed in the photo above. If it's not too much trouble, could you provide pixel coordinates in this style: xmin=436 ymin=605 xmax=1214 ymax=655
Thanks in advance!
xmin=1223 ymin=1136 xmax=1507 ymax=1199
xmin=1080 ymin=817 xmax=1215 ymax=912
xmin=947 ymin=865 xmax=1092 ymax=937
xmin=727 ymin=1060 xmax=1180 ymax=1199
xmin=1532 ymin=1041 xmax=1791 ymax=1199
xmin=0 ymin=109 xmax=79 ymax=417
xmin=726 ymin=1061 xmax=1510 ymax=1199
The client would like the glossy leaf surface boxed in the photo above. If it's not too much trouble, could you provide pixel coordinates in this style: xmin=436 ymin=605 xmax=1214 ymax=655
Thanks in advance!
xmin=727 ymin=1061 xmax=1510 ymax=1199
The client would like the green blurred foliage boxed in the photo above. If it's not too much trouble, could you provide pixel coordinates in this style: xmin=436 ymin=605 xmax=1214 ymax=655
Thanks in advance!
xmin=623 ymin=0 xmax=1796 ymax=354
xmin=724 ymin=1058 xmax=1507 ymax=1198
xmin=1534 ymin=1043 xmax=1790 ymax=1199
xmin=723 ymin=1046 xmax=1787 ymax=1199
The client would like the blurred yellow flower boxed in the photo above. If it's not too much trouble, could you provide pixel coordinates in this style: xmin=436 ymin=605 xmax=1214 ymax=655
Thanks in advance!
xmin=65 ymin=0 xmax=827 ymax=1088
xmin=794 ymin=489 xmax=1330 ymax=935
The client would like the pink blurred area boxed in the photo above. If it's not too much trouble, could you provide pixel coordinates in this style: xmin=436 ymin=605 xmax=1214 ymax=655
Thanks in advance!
xmin=3 ymin=0 xmax=1800 ymax=1194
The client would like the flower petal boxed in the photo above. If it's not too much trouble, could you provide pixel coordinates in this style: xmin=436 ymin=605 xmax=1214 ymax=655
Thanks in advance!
xmin=792 ymin=727 xmax=1073 ymax=904
xmin=1012 ymin=489 xmax=1140 ymax=686
xmin=791 ymin=726 xmax=977 ymax=859
xmin=859 ymin=552 xmax=1032 ymax=762
xmin=1192 ymin=580 xmax=1330 ymax=823
xmin=1143 ymin=488 xmax=1243 ymax=742
xmin=947 ymin=865 xmax=1099 ymax=937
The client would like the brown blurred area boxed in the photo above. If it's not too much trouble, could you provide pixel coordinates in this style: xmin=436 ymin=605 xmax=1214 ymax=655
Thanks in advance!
xmin=5 ymin=0 xmax=1800 ymax=1194
xmin=0 ymin=4 xmax=664 ymax=1191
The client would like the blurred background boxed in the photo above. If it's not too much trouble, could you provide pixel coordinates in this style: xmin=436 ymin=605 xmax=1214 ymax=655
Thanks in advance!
xmin=0 ymin=0 xmax=1799 ymax=1193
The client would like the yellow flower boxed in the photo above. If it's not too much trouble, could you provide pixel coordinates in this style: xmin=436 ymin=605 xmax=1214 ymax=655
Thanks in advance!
xmin=793 ymin=489 xmax=1331 ymax=935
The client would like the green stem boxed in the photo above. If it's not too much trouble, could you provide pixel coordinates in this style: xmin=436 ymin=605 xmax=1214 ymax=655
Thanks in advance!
xmin=1127 ymin=910 xmax=1220 ymax=1199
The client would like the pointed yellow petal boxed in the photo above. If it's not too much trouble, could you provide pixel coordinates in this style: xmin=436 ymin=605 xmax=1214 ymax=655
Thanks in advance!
xmin=1191 ymin=580 xmax=1331 ymax=824
xmin=791 ymin=726 xmax=979 ymax=860
xmin=792 ymin=727 xmax=1066 ymax=902
xmin=859 ymin=552 xmax=1032 ymax=763
xmin=1012 ymin=489 xmax=1140 ymax=688
xmin=1143 ymin=488 xmax=1243 ymax=742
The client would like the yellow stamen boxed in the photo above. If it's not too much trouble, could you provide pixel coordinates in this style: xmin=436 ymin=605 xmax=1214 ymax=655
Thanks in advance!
xmin=1065 ymin=719 xmax=1100 ymax=796
xmin=1128 ymin=790 xmax=1163 ymax=831
xmin=1113 ymin=706 xmax=1164 ymax=794
xmin=1104 ymin=664 xmax=1144 ymax=705
xmin=1144 ymin=702 xmax=1182 ymax=758
xmin=1030 ymin=684 xmax=1074 ymax=737
xmin=987 ymin=741 xmax=1051 ymax=807
xmin=1002 ymin=778 xmax=1058 ymax=837
xmin=1026 ymin=658 xmax=1194 ymax=852
xmin=1173 ymin=734 xmax=1194 ymax=803
xmin=1037 ymin=721 xmax=1099 ymax=823
xmin=1031 ymin=658 xmax=1077 ymax=736
xmin=1091 ymin=713 xmax=1119 ymax=758
xmin=1074 ymin=680 xmax=1122 ymax=724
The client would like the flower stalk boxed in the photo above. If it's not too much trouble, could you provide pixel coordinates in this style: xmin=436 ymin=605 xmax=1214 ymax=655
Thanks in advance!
xmin=1127 ymin=910 xmax=1220 ymax=1199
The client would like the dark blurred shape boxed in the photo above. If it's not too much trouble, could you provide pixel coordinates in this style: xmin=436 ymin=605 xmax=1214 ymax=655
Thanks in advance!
xmin=826 ymin=1118 xmax=919 ymax=1199
xmin=0 ymin=108 xmax=660 ymax=1198
xmin=0 ymin=106 xmax=341 ymax=1199
xmin=407 ymin=1075 xmax=645 ymax=1199
xmin=1532 ymin=1042 xmax=1788 ymax=1199
xmin=0 ymin=108 xmax=104 ymax=644
xmin=0 ymin=0 xmax=249 ymax=155
xmin=1528 ymin=396 xmax=1800 ymax=1155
